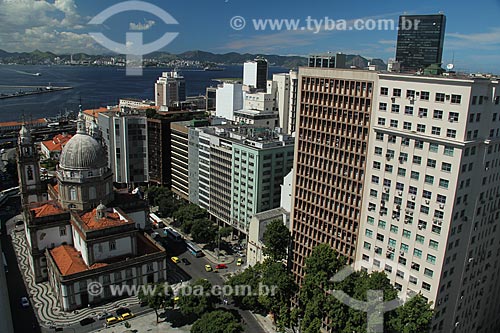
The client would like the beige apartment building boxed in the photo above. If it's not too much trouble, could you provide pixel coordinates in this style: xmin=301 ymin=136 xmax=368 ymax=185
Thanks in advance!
xmin=291 ymin=66 xmax=500 ymax=333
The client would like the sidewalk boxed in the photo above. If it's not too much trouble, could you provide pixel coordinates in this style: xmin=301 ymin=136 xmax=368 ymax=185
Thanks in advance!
xmin=251 ymin=313 xmax=276 ymax=333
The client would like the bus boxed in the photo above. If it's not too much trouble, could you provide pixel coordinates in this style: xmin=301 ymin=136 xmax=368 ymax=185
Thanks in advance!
xmin=186 ymin=241 xmax=203 ymax=257
xmin=164 ymin=227 xmax=183 ymax=241
xmin=148 ymin=213 xmax=164 ymax=229
xmin=2 ymin=252 xmax=7 ymax=273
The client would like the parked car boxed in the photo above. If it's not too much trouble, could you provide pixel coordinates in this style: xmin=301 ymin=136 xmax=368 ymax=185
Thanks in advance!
xmin=118 ymin=312 xmax=134 ymax=321
xmin=236 ymin=258 xmax=243 ymax=266
xmin=216 ymin=263 xmax=228 ymax=269
xmin=105 ymin=315 xmax=119 ymax=325
xmin=96 ymin=312 xmax=109 ymax=320
xmin=181 ymin=258 xmax=190 ymax=265
xmin=20 ymin=296 xmax=29 ymax=308
xmin=205 ymin=264 xmax=212 ymax=272
xmin=171 ymin=256 xmax=180 ymax=263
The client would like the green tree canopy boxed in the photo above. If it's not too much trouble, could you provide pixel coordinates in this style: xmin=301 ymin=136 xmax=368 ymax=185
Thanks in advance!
xmin=138 ymin=283 xmax=173 ymax=323
xmin=190 ymin=219 xmax=217 ymax=244
xmin=191 ymin=310 xmax=243 ymax=333
xmin=262 ymin=219 xmax=290 ymax=262
xmin=177 ymin=279 xmax=217 ymax=317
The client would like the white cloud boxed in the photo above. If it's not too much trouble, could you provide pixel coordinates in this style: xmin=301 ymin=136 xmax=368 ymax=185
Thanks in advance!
xmin=129 ymin=20 xmax=156 ymax=31
xmin=0 ymin=0 xmax=101 ymax=53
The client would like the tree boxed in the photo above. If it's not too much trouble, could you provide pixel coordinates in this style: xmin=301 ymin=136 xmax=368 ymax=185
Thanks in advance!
xmin=146 ymin=186 xmax=180 ymax=216
xmin=138 ymin=283 xmax=173 ymax=323
xmin=177 ymin=279 xmax=217 ymax=317
xmin=191 ymin=310 xmax=243 ymax=333
xmin=190 ymin=219 xmax=217 ymax=244
xmin=173 ymin=204 xmax=208 ymax=233
xmin=226 ymin=263 xmax=264 ymax=312
xmin=145 ymin=108 xmax=157 ymax=118
xmin=262 ymin=219 xmax=290 ymax=262
xmin=218 ymin=226 xmax=232 ymax=239
xmin=387 ymin=294 xmax=433 ymax=333
xmin=259 ymin=261 xmax=298 ymax=331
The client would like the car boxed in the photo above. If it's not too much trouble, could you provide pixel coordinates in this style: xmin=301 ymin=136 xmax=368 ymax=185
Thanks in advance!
xmin=116 ymin=307 xmax=132 ymax=317
xmin=216 ymin=263 xmax=228 ymax=269
xmin=181 ymin=258 xmax=190 ymax=265
xmin=96 ymin=312 xmax=109 ymax=320
xmin=118 ymin=312 xmax=134 ymax=321
xmin=105 ymin=316 xmax=119 ymax=325
xmin=151 ymin=232 xmax=160 ymax=239
xmin=79 ymin=317 xmax=95 ymax=326
xmin=236 ymin=258 xmax=243 ymax=266
xmin=237 ymin=251 xmax=246 ymax=257
xmin=205 ymin=264 xmax=212 ymax=272
xmin=173 ymin=296 xmax=180 ymax=303
xmin=171 ymin=256 xmax=180 ymax=263
xmin=20 ymin=296 xmax=29 ymax=308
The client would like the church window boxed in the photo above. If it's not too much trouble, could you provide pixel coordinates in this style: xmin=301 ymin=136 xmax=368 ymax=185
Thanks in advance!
xmin=27 ymin=166 xmax=33 ymax=180
xmin=70 ymin=187 xmax=77 ymax=201
xmin=109 ymin=240 xmax=116 ymax=251
xmin=59 ymin=227 xmax=66 ymax=236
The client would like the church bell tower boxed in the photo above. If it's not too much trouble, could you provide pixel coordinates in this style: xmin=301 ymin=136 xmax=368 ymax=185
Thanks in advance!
xmin=17 ymin=124 xmax=47 ymax=206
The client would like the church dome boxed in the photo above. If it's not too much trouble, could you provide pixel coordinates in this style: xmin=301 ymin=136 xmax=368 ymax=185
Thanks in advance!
xmin=59 ymin=133 xmax=107 ymax=170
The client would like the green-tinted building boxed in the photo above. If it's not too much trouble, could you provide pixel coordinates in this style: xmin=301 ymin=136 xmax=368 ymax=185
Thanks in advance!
xmin=231 ymin=133 xmax=294 ymax=232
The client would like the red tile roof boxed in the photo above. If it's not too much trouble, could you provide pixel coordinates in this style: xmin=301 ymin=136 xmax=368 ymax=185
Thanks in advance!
xmin=50 ymin=245 xmax=108 ymax=276
xmin=83 ymin=107 xmax=115 ymax=118
xmin=31 ymin=201 xmax=65 ymax=218
xmin=79 ymin=208 xmax=132 ymax=230
xmin=41 ymin=133 xmax=72 ymax=152
xmin=0 ymin=118 xmax=47 ymax=128
xmin=53 ymin=184 xmax=59 ymax=194
xmin=50 ymin=245 xmax=88 ymax=275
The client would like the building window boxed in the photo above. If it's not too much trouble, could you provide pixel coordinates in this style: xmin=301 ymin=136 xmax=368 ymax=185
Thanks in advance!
xmin=364 ymin=242 xmax=371 ymax=250
xmin=427 ymin=254 xmax=437 ymax=264
xmin=390 ymin=225 xmax=398 ymax=234
xmin=398 ymin=168 xmax=406 ymax=177
xmin=441 ymin=163 xmax=452 ymax=172
xmin=451 ymin=94 xmax=461 ymax=104
xmin=409 ymin=276 xmax=418 ymax=284
xmin=422 ymin=282 xmax=431 ymax=291
xmin=70 ymin=187 xmax=77 ymax=201
xmin=410 ymin=171 xmax=420 ymax=180
xmin=429 ymin=240 xmax=439 ymax=250
xmin=403 ymin=229 xmax=412 ymax=239
xmin=449 ymin=112 xmax=459 ymax=122
xmin=444 ymin=146 xmax=454 ymax=156
xmin=381 ymin=87 xmax=389 ymax=96
xmin=378 ymin=220 xmax=386 ymax=229
xmin=109 ymin=240 xmax=116 ymax=251
xmin=446 ymin=129 xmax=457 ymax=138
xmin=415 ymin=140 xmax=423 ymax=149
xmin=427 ymin=159 xmax=436 ymax=168
xmin=403 ymin=122 xmax=412 ymax=130
xmin=27 ymin=166 xmax=34 ymax=181
xmin=379 ymin=102 xmax=387 ymax=111
xmin=424 ymin=268 xmax=434 ymax=278
xmin=431 ymin=127 xmax=441 ymax=135
xmin=391 ymin=104 xmax=400 ymax=113
xmin=59 ymin=227 xmax=66 ymax=236
xmin=416 ymin=124 xmax=426 ymax=133
xmin=439 ymin=179 xmax=449 ymax=189
xmin=388 ymin=238 xmax=397 ymax=248
xmin=405 ymin=106 xmax=413 ymax=115
xmin=390 ymin=119 xmax=398 ymax=128
xmin=433 ymin=110 xmax=443 ymax=119
xmin=420 ymin=91 xmax=430 ymax=100
xmin=414 ymin=248 xmax=422 ymax=258
xmin=365 ymin=229 xmax=373 ymax=238
xmin=378 ymin=118 xmax=386 ymax=126
xmin=435 ymin=93 xmax=445 ymax=102
xmin=425 ymin=175 xmax=434 ymax=185
xmin=393 ymin=88 xmax=401 ymax=97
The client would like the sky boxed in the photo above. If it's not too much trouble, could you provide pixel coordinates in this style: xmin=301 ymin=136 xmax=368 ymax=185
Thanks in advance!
xmin=0 ymin=0 xmax=500 ymax=72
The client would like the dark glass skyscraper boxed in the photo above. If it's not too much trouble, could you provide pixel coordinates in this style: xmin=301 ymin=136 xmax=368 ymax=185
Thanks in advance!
xmin=395 ymin=14 xmax=446 ymax=72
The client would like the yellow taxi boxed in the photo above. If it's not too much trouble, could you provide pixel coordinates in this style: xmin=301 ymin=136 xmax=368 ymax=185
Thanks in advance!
xmin=236 ymin=258 xmax=243 ymax=266
xmin=204 ymin=264 xmax=212 ymax=272
xmin=171 ymin=256 xmax=180 ymax=263
xmin=105 ymin=316 xmax=119 ymax=325
xmin=118 ymin=312 xmax=134 ymax=321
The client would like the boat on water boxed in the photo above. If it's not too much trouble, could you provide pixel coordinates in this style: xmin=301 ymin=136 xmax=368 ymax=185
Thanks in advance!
xmin=34 ymin=73 xmax=41 ymax=76
xmin=204 ymin=66 xmax=224 ymax=71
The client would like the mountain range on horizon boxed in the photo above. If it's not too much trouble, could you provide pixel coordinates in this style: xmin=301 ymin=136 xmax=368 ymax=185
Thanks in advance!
xmin=0 ymin=49 xmax=387 ymax=69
